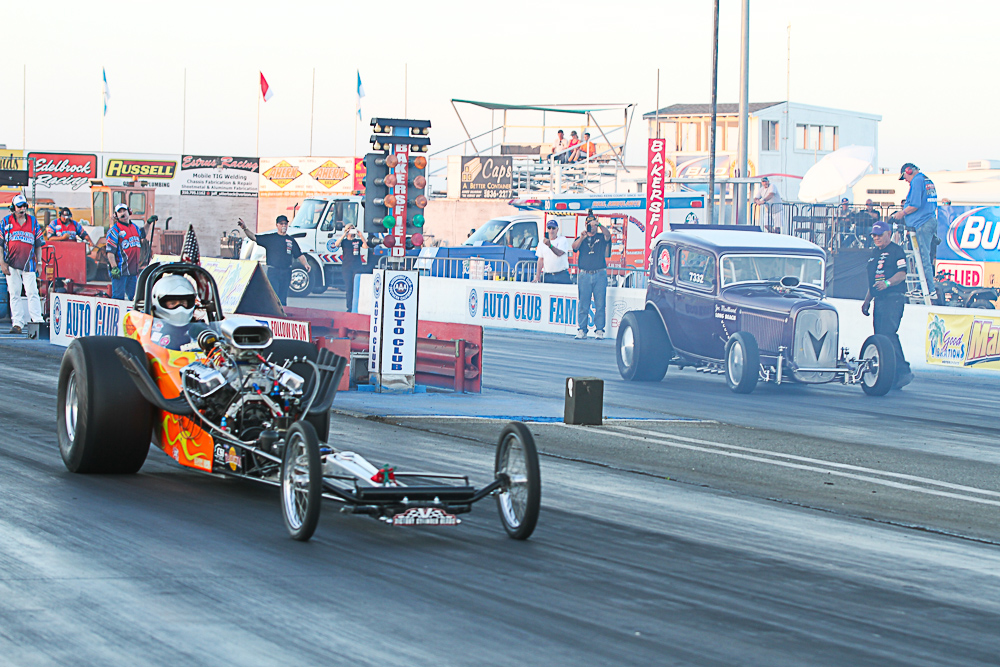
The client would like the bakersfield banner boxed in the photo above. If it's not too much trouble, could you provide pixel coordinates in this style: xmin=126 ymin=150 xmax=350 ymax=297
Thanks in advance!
xmin=926 ymin=311 xmax=1000 ymax=370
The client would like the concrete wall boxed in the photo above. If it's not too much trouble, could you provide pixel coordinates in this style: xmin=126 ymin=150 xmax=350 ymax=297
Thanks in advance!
xmin=423 ymin=199 xmax=518 ymax=246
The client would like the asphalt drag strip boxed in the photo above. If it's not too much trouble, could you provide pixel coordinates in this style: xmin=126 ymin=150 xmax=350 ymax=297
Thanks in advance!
xmin=370 ymin=415 xmax=1000 ymax=546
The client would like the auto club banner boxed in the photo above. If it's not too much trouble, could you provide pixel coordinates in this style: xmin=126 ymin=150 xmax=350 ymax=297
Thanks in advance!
xmin=369 ymin=269 xmax=420 ymax=390
xmin=258 ymin=157 xmax=357 ymax=197
xmin=178 ymin=155 xmax=259 ymax=197
xmin=926 ymin=311 xmax=1000 ymax=370
xmin=27 ymin=152 xmax=98 ymax=192
xmin=459 ymin=156 xmax=512 ymax=199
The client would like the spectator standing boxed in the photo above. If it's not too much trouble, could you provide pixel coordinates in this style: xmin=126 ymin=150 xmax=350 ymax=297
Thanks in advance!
xmin=0 ymin=194 xmax=45 ymax=334
xmin=46 ymin=207 xmax=92 ymax=244
xmin=753 ymin=177 xmax=784 ymax=234
xmin=861 ymin=220 xmax=912 ymax=389
xmin=566 ymin=131 xmax=580 ymax=162
xmin=551 ymin=130 xmax=568 ymax=164
xmin=572 ymin=212 xmax=611 ymax=339
xmin=237 ymin=215 xmax=309 ymax=306
xmin=892 ymin=163 xmax=938 ymax=283
xmin=339 ymin=224 xmax=367 ymax=312
xmin=533 ymin=220 xmax=573 ymax=284
xmin=105 ymin=203 xmax=154 ymax=301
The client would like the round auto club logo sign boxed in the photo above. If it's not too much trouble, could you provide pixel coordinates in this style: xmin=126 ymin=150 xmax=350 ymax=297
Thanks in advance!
xmin=468 ymin=288 xmax=478 ymax=317
xmin=373 ymin=273 xmax=382 ymax=300
xmin=657 ymin=248 xmax=671 ymax=275
xmin=388 ymin=275 xmax=414 ymax=301
xmin=53 ymin=296 xmax=62 ymax=335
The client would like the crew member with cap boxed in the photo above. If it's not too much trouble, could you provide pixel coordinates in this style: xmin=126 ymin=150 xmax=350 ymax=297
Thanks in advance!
xmin=533 ymin=219 xmax=573 ymax=284
xmin=237 ymin=215 xmax=309 ymax=306
xmin=0 ymin=194 xmax=45 ymax=334
xmin=862 ymin=219 xmax=913 ymax=389
xmin=46 ymin=207 xmax=92 ymax=244
xmin=572 ymin=211 xmax=612 ymax=339
xmin=893 ymin=163 xmax=938 ymax=289
xmin=106 ymin=203 xmax=154 ymax=300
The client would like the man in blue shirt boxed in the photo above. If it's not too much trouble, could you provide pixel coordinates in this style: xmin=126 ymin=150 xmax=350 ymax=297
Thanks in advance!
xmin=891 ymin=163 xmax=937 ymax=287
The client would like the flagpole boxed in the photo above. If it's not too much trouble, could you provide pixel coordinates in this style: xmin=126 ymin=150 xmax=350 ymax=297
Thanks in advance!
xmin=22 ymin=64 xmax=26 ymax=149
xmin=256 ymin=78 xmax=261 ymax=157
xmin=309 ymin=68 xmax=316 ymax=157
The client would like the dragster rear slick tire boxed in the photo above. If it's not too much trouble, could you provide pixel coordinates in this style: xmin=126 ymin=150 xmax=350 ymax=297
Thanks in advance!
xmin=494 ymin=421 xmax=541 ymax=540
xmin=281 ymin=421 xmax=322 ymax=541
xmin=57 ymin=337 xmax=152 ymax=474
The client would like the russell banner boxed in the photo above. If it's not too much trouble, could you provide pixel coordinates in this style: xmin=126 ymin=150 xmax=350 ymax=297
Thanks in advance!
xmin=926 ymin=311 xmax=1000 ymax=370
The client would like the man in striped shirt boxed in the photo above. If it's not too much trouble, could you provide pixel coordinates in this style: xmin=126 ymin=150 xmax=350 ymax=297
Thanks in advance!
xmin=1 ymin=194 xmax=45 ymax=333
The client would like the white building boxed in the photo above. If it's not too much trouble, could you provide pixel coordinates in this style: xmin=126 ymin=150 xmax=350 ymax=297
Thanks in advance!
xmin=644 ymin=102 xmax=882 ymax=202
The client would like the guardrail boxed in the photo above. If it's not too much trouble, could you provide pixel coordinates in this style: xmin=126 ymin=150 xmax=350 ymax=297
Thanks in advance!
xmin=282 ymin=306 xmax=483 ymax=393
xmin=377 ymin=255 xmax=515 ymax=282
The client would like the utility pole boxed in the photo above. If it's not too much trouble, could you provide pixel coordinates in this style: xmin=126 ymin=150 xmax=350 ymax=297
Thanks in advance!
xmin=736 ymin=0 xmax=750 ymax=225
xmin=707 ymin=0 xmax=720 ymax=225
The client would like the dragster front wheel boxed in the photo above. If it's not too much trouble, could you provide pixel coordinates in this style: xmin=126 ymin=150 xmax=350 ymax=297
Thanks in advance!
xmin=494 ymin=421 xmax=541 ymax=540
xmin=281 ymin=421 xmax=322 ymax=541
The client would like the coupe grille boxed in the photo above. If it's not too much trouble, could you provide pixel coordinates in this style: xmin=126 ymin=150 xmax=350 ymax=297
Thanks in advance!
xmin=793 ymin=309 xmax=839 ymax=379
xmin=740 ymin=312 xmax=785 ymax=353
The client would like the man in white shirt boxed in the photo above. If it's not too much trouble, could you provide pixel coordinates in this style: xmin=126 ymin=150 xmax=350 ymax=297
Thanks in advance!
xmin=551 ymin=130 xmax=569 ymax=164
xmin=533 ymin=220 xmax=573 ymax=284
xmin=753 ymin=176 xmax=785 ymax=234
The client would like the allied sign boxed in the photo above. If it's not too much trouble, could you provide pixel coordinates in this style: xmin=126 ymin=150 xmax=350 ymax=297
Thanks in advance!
xmin=28 ymin=153 xmax=98 ymax=191
xmin=460 ymin=156 xmax=513 ymax=199
xmin=935 ymin=260 xmax=984 ymax=287
xmin=926 ymin=311 xmax=1000 ymax=370
xmin=178 ymin=155 xmax=259 ymax=197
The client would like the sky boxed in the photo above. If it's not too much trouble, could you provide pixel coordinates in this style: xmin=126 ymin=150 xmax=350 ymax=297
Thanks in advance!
xmin=2 ymin=0 xmax=998 ymax=174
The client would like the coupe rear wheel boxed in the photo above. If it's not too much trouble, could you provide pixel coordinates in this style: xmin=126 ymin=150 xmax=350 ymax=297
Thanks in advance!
xmin=57 ymin=337 xmax=152 ymax=473
xmin=281 ymin=421 xmax=322 ymax=541
xmin=724 ymin=332 xmax=760 ymax=394
xmin=616 ymin=310 xmax=670 ymax=381
xmin=495 ymin=422 xmax=541 ymax=540
xmin=859 ymin=334 xmax=896 ymax=396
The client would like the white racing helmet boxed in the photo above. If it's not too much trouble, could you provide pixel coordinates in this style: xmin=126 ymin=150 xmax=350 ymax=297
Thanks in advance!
xmin=151 ymin=274 xmax=197 ymax=326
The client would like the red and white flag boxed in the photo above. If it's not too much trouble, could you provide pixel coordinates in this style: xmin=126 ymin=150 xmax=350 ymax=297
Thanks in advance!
xmin=260 ymin=72 xmax=274 ymax=102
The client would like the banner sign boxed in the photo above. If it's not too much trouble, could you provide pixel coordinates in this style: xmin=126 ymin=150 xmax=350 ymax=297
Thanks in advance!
xmin=926 ymin=311 xmax=1000 ymax=370
xmin=28 ymin=153 xmax=98 ymax=191
xmin=249 ymin=315 xmax=311 ymax=342
xmin=103 ymin=153 xmax=180 ymax=191
xmin=646 ymin=139 xmax=668 ymax=260
xmin=379 ymin=270 xmax=419 ymax=375
xmin=50 ymin=293 xmax=130 ymax=347
xmin=258 ymin=157 xmax=356 ymax=197
xmin=938 ymin=205 xmax=1000 ymax=263
xmin=369 ymin=269 xmax=385 ymax=375
xmin=460 ymin=156 xmax=513 ymax=199
xmin=178 ymin=155 xmax=259 ymax=198
xmin=935 ymin=260 xmax=985 ymax=287
xmin=353 ymin=157 xmax=365 ymax=194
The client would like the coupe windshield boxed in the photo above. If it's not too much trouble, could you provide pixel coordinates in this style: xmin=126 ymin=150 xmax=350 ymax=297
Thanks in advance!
xmin=721 ymin=254 xmax=824 ymax=288
xmin=464 ymin=218 xmax=513 ymax=246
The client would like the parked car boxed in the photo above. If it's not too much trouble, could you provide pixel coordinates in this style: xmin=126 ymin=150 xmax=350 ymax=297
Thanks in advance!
xmin=616 ymin=225 xmax=897 ymax=396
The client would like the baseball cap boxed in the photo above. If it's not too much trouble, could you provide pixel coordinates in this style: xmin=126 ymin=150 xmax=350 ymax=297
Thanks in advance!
xmin=841 ymin=197 xmax=849 ymax=203
xmin=12 ymin=194 xmax=27 ymax=207
xmin=899 ymin=162 xmax=917 ymax=180
xmin=546 ymin=220 xmax=558 ymax=229
xmin=871 ymin=220 xmax=891 ymax=235
xmin=114 ymin=203 xmax=129 ymax=212
xmin=275 ymin=215 xmax=289 ymax=224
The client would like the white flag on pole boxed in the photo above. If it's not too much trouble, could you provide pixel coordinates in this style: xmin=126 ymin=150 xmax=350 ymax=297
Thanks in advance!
xmin=102 ymin=68 xmax=110 ymax=116
xmin=356 ymin=71 xmax=365 ymax=121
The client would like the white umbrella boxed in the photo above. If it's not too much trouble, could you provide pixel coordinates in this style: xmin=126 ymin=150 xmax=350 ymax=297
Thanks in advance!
xmin=797 ymin=145 xmax=876 ymax=204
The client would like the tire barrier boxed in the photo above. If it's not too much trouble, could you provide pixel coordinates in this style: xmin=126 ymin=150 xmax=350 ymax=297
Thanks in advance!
xmin=282 ymin=306 xmax=483 ymax=393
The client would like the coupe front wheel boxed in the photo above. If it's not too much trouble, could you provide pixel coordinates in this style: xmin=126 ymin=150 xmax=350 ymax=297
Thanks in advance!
xmin=281 ymin=421 xmax=322 ymax=541
xmin=495 ymin=422 xmax=541 ymax=540
xmin=724 ymin=332 xmax=760 ymax=394
xmin=859 ymin=334 xmax=896 ymax=396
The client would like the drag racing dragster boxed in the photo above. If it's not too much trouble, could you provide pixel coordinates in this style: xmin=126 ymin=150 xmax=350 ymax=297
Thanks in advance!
xmin=56 ymin=261 xmax=541 ymax=541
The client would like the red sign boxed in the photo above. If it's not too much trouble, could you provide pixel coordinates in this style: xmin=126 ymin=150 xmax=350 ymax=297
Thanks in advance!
xmin=645 ymin=139 xmax=668 ymax=268
xmin=28 ymin=153 xmax=98 ymax=191
xmin=354 ymin=156 xmax=366 ymax=194
xmin=392 ymin=145 xmax=409 ymax=258
xmin=936 ymin=260 xmax=984 ymax=287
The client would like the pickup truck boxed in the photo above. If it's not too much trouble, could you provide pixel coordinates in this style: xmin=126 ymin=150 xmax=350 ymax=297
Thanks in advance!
xmin=242 ymin=196 xmax=368 ymax=296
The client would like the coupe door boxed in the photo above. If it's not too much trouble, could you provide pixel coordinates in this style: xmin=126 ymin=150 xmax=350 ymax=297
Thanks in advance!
xmin=674 ymin=247 xmax=723 ymax=359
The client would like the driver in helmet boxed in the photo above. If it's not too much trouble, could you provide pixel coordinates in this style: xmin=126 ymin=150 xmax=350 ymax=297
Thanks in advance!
xmin=149 ymin=274 xmax=198 ymax=350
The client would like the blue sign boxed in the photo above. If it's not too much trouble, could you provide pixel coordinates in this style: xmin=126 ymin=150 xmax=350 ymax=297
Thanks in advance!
xmin=388 ymin=275 xmax=414 ymax=301
xmin=53 ymin=296 xmax=62 ymax=335
xmin=939 ymin=205 xmax=1000 ymax=262
xmin=468 ymin=288 xmax=478 ymax=317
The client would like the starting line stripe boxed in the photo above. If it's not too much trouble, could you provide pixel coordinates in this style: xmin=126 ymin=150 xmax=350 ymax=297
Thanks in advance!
xmin=376 ymin=415 xmax=708 ymax=423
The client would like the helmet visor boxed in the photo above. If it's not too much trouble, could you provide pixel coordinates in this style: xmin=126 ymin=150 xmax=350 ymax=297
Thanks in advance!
xmin=158 ymin=294 xmax=196 ymax=310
